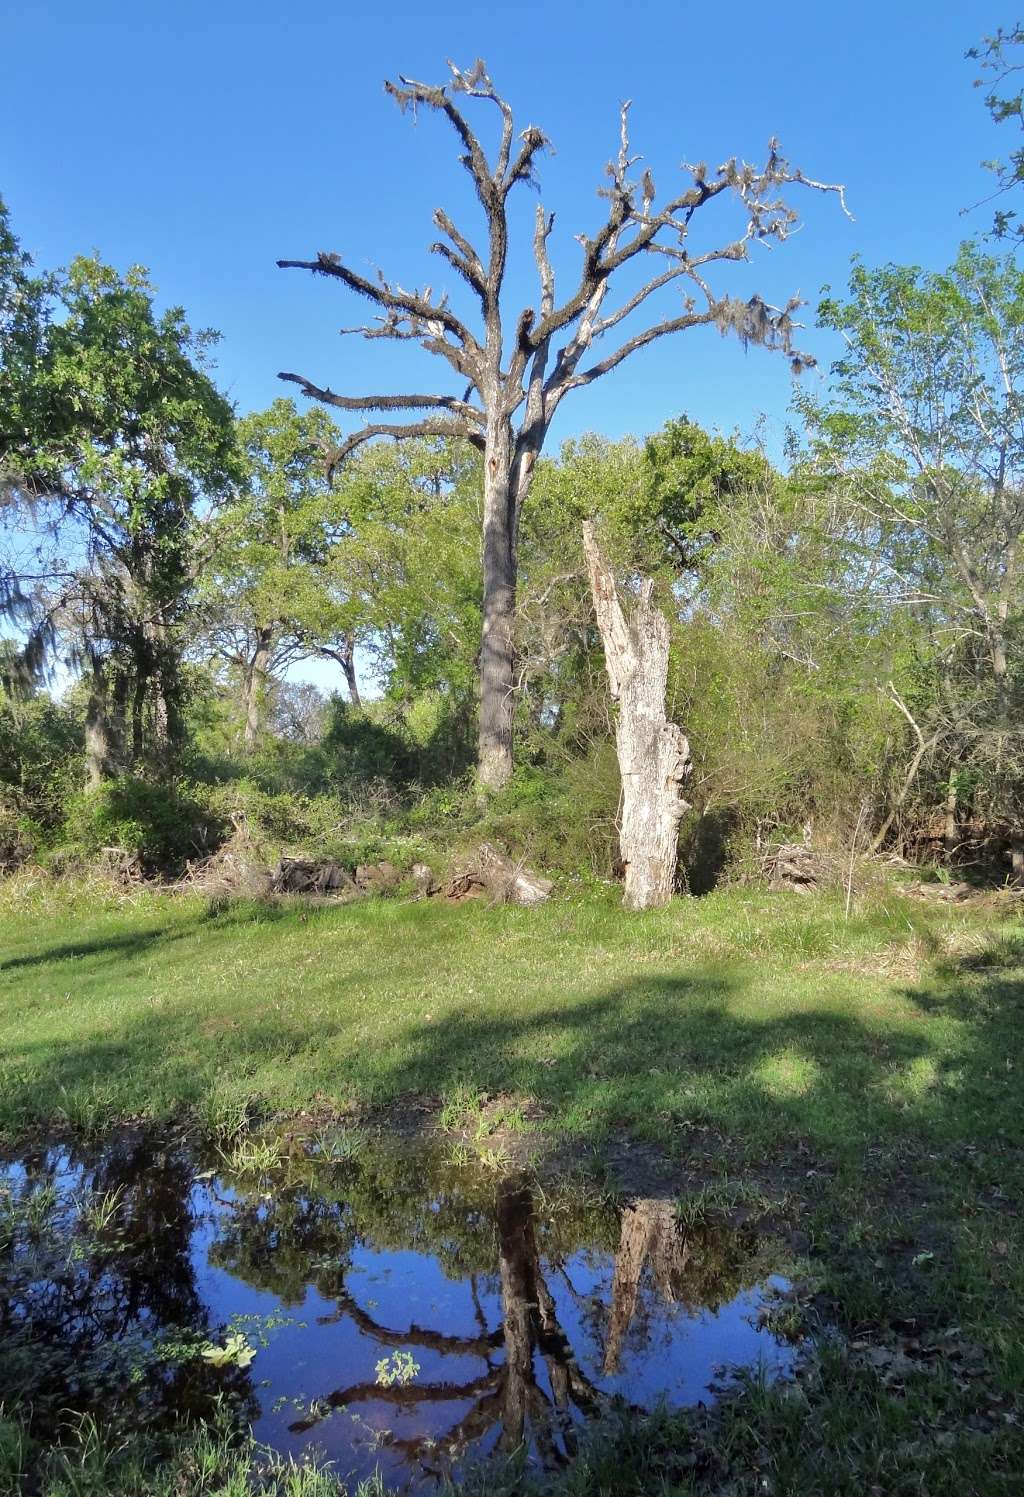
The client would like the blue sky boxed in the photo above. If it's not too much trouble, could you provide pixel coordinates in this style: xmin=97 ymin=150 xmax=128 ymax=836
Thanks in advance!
xmin=3 ymin=1 xmax=1005 ymax=691
xmin=6 ymin=0 xmax=1000 ymax=450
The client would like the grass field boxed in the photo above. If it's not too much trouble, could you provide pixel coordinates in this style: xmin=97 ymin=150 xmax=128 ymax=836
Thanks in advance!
xmin=2 ymin=879 xmax=1023 ymax=1492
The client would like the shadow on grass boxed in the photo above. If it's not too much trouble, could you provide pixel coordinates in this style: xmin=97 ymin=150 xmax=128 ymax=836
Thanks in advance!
xmin=0 ymin=898 xmax=297 ymax=975
xmin=3 ymin=902 xmax=1022 ymax=1176
xmin=2 ymin=901 xmax=1022 ymax=1494
xmin=0 ymin=927 xmax=188 ymax=975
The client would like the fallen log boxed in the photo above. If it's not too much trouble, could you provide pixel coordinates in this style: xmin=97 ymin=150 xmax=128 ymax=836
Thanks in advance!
xmin=272 ymin=858 xmax=355 ymax=895
xmin=904 ymin=879 xmax=975 ymax=904
xmin=354 ymin=861 xmax=400 ymax=894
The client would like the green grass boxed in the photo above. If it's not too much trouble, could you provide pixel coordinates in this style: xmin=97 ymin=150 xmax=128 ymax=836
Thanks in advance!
xmin=0 ymin=881 xmax=1008 ymax=1149
xmin=0 ymin=1410 xmax=392 ymax=1496
xmin=2 ymin=879 xmax=1023 ymax=1492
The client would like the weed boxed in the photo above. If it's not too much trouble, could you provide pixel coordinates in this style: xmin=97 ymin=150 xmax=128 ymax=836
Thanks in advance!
xmin=216 ymin=1134 xmax=286 ymax=1176
xmin=374 ymin=1351 xmax=420 ymax=1388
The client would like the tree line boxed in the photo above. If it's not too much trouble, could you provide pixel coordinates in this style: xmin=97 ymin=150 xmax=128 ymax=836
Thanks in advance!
xmin=1 ymin=48 xmax=1021 ymax=888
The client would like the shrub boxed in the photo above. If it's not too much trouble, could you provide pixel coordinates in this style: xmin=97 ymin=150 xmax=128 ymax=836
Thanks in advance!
xmin=0 ymin=808 xmax=42 ymax=873
xmin=0 ymin=694 xmax=84 ymax=836
xmin=60 ymin=777 xmax=224 ymax=876
xmin=474 ymin=746 xmax=622 ymax=880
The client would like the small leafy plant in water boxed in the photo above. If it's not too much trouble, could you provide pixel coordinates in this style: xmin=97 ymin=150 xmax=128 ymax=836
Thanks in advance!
xmin=216 ymin=1134 xmax=286 ymax=1176
xmin=374 ymin=1351 xmax=420 ymax=1388
xmin=201 ymin=1332 xmax=257 ymax=1369
xmin=78 ymin=1183 xmax=127 ymax=1236
xmin=309 ymin=1126 xmax=362 ymax=1163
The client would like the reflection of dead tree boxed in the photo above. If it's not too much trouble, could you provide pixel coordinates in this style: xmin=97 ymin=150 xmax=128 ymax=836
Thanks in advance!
xmin=287 ymin=1369 xmax=500 ymax=1431
xmin=604 ymin=1199 xmax=686 ymax=1374
xmin=291 ymin=1176 xmax=609 ymax=1477
xmin=316 ymin=1290 xmax=502 ymax=1356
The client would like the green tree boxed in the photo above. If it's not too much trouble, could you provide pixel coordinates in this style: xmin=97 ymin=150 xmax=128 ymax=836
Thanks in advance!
xmin=327 ymin=439 xmax=483 ymax=705
xmin=0 ymin=207 xmax=237 ymax=785
xmin=968 ymin=24 xmax=1024 ymax=240
xmin=806 ymin=245 xmax=1024 ymax=864
xmin=200 ymin=398 xmax=346 ymax=747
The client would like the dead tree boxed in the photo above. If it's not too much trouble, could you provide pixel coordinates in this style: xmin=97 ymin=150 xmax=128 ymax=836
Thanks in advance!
xmin=583 ymin=523 xmax=692 ymax=910
xmin=279 ymin=60 xmax=848 ymax=791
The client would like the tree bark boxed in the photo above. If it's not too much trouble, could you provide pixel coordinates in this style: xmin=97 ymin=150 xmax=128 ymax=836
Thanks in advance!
xmin=495 ymin=1178 xmax=538 ymax=1451
xmin=944 ymin=770 xmax=959 ymax=862
xmin=340 ymin=632 xmax=361 ymax=707
xmin=243 ymin=626 xmax=274 ymax=749
xmin=477 ymin=431 xmax=517 ymax=794
xmin=583 ymin=523 xmax=692 ymax=910
xmin=604 ymin=1199 xmax=679 ymax=1374
xmin=84 ymin=665 xmax=117 ymax=789
xmin=130 ymin=671 xmax=147 ymax=764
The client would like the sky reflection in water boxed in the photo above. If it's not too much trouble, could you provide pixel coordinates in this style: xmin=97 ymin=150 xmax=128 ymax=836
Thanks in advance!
xmin=1 ymin=1132 xmax=796 ymax=1490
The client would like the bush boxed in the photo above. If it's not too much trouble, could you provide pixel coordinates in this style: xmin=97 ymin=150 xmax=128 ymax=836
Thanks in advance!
xmin=0 ymin=807 xmax=43 ymax=873
xmin=473 ymin=747 xmax=622 ymax=880
xmin=60 ymin=777 xmax=224 ymax=876
xmin=0 ymin=694 xmax=84 ymax=836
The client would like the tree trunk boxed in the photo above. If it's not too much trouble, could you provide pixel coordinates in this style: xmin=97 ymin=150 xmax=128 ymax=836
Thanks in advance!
xmin=130 ymin=669 xmax=147 ymax=764
xmin=159 ymin=656 xmax=186 ymax=763
xmin=243 ymin=627 xmax=274 ymax=749
xmin=84 ymin=666 xmax=117 ymax=789
xmin=583 ymin=523 xmax=692 ymax=910
xmin=340 ymin=632 xmax=361 ymax=707
xmin=944 ymin=770 xmax=959 ymax=862
xmin=495 ymin=1178 xmax=538 ymax=1451
xmin=990 ymin=624 xmax=1009 ymax=693
xmin=604 ymin=1199 xmax=679 ymax=1374
xmin=478 ymin=431 xmax=516 ymax=794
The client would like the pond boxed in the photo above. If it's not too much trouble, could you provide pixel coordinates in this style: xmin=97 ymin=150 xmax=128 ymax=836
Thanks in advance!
xmin=0 ymin=1129 xmax=798 ymax=1491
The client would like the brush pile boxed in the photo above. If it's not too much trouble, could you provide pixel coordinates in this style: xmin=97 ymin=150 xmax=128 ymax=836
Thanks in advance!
xmin=763 ymin=840 xmax=821 ymax=893
xmin=441 ymin=842 xmax=553 ymax=905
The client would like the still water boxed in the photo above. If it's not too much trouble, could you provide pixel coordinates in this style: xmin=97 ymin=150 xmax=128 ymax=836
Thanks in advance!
xmin=1 ymin=1130 xmax=797 ymax=1490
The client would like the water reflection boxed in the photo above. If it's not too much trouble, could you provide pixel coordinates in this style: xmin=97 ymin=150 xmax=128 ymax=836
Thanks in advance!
xmin=0 ymin=1132 xmax=255 ymax=1439
xmin=0 ymin=1132 xmax=795 ymax=1490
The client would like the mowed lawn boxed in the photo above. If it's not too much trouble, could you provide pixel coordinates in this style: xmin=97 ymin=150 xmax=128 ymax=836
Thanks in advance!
xmin=0 ymin=883 xmax=1019 ymax=1160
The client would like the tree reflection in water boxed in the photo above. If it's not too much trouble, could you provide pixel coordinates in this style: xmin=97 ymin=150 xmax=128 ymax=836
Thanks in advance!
xmin=1 ymin=1134 xmax=793 ymax=1491
xmin=263 ymin=1167 xmax=778 ymax=1487
xmin=0 ymin=1133 xmax=256 ymax=1439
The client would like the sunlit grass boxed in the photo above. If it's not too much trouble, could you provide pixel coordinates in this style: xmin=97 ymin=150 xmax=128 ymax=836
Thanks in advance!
xmin=0 ymin=884 xmax=1012 ymax=1159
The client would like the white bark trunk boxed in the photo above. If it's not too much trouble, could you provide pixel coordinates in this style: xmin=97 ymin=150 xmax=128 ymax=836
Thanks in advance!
xmin=583 ymin=522 xmax=691 ymax=911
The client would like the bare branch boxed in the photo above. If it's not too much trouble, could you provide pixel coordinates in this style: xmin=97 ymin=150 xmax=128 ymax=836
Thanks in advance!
xmin=530 ymin=134 xmax=848 ymax=357
xmin=278 ymin=371 xmax=484 ymax=424
xmin=533 ymin=204 xmax=556 ymax=317
xmin=430 ymin=207 xmax=487 ymax=302
xmin=506 ymin=125 xmax=552 ymax=192
xmin=385 ymin=64 xmax=497 ymax=211
xmin=563 ymin=306 xmax=719 ymax=392
xmin=277 ymin=252 xmax=479 ymax=359
xmin=326 ymin=416 xmax=483 ymax=473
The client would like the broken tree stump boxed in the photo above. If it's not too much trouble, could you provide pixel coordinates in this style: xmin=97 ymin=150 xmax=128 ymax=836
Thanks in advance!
xmin=583 ymin=522 xmax=692 ymax=911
